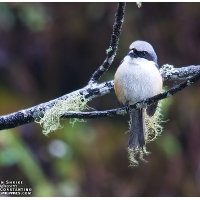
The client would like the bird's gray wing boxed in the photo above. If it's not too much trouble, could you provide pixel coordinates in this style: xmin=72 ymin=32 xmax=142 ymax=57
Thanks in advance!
xmin=146 ymin=102 xmax=158 ymax=117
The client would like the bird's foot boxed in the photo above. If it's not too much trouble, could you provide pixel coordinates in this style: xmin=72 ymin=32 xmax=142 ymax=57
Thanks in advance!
xmin=125 ymin=101 xmax=131 ymax=113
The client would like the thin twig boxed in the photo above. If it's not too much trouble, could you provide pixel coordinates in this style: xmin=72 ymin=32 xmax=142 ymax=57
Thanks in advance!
xmin=88 ymin=2 xmax=126 ymax=84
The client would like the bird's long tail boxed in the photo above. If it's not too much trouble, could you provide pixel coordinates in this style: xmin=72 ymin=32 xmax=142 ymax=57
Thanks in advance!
xmin=128 ymin=108 xmax=145 ymax=149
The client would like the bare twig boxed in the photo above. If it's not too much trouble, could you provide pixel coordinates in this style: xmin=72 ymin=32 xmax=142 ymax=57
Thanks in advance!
xmin=88 ymin=2 xmax=126 ymax=84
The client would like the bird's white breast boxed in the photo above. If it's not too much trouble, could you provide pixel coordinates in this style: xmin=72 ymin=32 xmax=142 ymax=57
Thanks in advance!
xmin=114 ymin=56 xmax=163 ymax=105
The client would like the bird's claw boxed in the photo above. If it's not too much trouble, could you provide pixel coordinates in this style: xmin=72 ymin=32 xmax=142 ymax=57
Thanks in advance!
xmin=125 ymin=101 xmax=131 ymax=113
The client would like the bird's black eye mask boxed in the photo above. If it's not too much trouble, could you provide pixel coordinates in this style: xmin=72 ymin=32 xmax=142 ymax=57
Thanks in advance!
xmin=129 ymin=48 xmax=155 ymax=62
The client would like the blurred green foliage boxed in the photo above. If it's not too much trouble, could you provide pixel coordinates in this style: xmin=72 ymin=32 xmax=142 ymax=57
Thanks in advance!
xmin=18 ymin=3 xmax=50 ymax=32
xmin=156 ymin=132 xmax=182 ymax=158
xmin=0 ymin=3 xmax=15 ymax=31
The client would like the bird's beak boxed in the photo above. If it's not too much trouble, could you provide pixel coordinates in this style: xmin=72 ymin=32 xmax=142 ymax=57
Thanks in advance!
xmin=128 ymin=49 xmax=135 ymax=58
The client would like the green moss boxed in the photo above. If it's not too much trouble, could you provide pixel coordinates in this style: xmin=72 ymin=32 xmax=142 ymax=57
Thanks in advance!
xmin=36 ymin=92 xmax=89 ymax=135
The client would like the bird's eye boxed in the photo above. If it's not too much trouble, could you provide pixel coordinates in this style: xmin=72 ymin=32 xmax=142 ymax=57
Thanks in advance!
xmin=142 ymin=51 xmax=146 ymax=56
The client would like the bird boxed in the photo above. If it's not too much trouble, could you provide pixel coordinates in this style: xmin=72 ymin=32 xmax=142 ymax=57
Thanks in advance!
xmin=114 ymin=40 xmax=163 ymax=150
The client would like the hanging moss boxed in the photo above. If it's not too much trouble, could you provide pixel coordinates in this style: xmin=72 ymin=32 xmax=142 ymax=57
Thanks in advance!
xmin=35 ymin=92 xmax=89 ymax=135
xmin=127 ymin=101 xmax=164 ymax=167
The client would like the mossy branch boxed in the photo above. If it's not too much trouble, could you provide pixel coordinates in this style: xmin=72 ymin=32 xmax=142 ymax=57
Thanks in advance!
xmin=61 ymin=66 xmax=200 ymax=119
xmin=1 ymin=2 xmax=200 ymax=133
xmin=0 ymin=64 xmax=200 ymax=131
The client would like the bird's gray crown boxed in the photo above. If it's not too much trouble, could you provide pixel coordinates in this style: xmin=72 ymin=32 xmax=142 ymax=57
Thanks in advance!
xmin=129 ymin=40 xmax=157 ymax=63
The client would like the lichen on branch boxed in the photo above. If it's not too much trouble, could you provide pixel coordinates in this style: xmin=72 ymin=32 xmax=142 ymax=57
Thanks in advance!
xmin=35 ymin=91 xmax=89 ymax=135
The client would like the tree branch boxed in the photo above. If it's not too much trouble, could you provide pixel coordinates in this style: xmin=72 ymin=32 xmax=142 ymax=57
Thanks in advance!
xmin=1 ymin=64 xmax=200 ymax=131
xmin=88 ymin=2 xmax=126 ymax=84
xmin=1 ymin=2 xmax=200 ymax=132
xmin=0 ymin=81 xmax=114 ymax=130
xmin=61 ymin=68 xmax=200 ymax=119
xmin=160 ymin=64 xmax=200 ymax=80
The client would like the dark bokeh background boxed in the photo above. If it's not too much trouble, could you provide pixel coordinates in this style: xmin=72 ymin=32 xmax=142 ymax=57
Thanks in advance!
xmin=0 ymin=2 xmax=200 ymax=197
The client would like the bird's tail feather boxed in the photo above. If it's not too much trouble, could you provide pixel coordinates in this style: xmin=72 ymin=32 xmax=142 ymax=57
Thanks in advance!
xmin=128 ymin=108 xmax=145 ymax=149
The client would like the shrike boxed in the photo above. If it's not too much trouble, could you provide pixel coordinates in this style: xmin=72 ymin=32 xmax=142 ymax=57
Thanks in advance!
xmin=114 ymin=40 xmax=163 ymax=150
